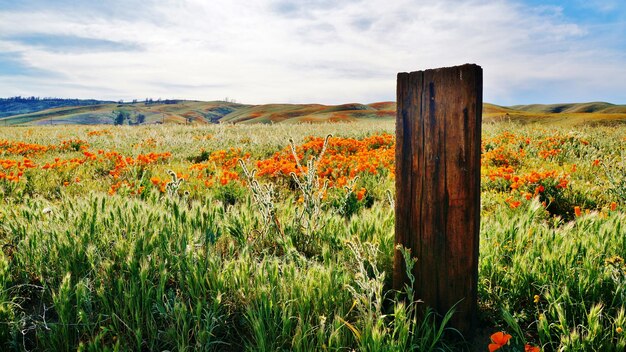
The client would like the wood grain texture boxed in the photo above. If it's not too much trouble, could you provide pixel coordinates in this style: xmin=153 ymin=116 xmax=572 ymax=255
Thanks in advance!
xmin=394 ymin=64 xmax=482 ymax=335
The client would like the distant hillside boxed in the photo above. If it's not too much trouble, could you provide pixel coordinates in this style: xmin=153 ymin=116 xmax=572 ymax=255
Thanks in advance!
xmin=0 ymin=97 xmax=114 ymax=118
xmin=508 ymin=102 xmax=626 ymax=114
xmin=220 ymin=102 xmax=394 ymax=124
xmin=484 ymin=102 xmax=626 ymax=126
xmin=0 ymin=100 xmax=394 ymax=126
xmin=1 ymin=99 xmax=626 ymax=126
xmin=0 ymin=100 xmax=247 ymax=126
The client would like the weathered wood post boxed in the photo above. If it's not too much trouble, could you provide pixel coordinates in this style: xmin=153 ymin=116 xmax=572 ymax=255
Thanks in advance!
xmin=394 ymin=64 xmax=482 ymax=335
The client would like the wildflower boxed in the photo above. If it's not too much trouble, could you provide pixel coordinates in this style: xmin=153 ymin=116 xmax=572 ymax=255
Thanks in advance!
xmin=533 ymin=294 xmax=540 ymax=303
xmin=610 ymin=202 xmax=617 ymax=211
xmin=592 ymin=159 xmax=600 ymax=167
xmin=525 ymin=344 xmax=540 ymax=352
xmin=507 ymin=199 xmax=521 ymax=209
xmin=617 ymin=327 xmax=623 ymax=334
xmin=574 ymin=206 xmax=582 ymax=217
xmin=534 ymin=185 xmax=545 ymax=195
xmin=356 ymin=187 xmax=366 ymax=201
xmin=489 ymin=331 xmax=512 ymax=351
xmin=556 ymin=177 xmax=569 ymax=189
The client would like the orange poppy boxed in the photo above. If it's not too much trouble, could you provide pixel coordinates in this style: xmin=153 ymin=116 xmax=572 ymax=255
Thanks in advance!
xmin=574 ymin=206 xmax=582 ymax=217
xmin=525 ymin=344 xmax=540 ymax=352
xmin=488 ymin=331 xmax=512 ymax=352
xmin=356 ymin=188 xmax=366 ymax=201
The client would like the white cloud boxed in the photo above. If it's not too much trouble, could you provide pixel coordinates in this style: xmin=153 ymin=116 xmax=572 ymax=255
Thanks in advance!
xmin=0 ymin=0 xmax=624 ymax=104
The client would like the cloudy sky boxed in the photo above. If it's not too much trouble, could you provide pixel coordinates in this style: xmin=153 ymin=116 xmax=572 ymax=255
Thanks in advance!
xmin=0 ymin=0 xmax=625 ymax=105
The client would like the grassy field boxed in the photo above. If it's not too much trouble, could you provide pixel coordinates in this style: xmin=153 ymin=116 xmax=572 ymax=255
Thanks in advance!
xmin=0 ymin=121 xmax=625 ymax=351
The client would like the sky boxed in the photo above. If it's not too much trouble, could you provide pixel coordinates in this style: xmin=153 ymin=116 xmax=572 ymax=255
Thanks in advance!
xmin=0 ymin=0 xmax=625 ymax=105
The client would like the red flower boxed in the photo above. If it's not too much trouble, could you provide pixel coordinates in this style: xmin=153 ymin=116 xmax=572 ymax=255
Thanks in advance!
xmin=525 ymin=343 xmax=540 ymax=352
xmin=488 ymin=332 xmax=512 ymax=352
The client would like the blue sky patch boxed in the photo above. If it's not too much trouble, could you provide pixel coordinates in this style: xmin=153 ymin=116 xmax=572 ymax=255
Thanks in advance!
xmin=0 ymin=52 xmax=56 ymax=77
xmin=6 ymin=34 xmax=140 ymax=53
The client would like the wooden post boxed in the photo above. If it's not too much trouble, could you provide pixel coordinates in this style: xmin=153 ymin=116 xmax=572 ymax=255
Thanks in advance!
xmin=394 ymin=64 xmax=482 ymax=335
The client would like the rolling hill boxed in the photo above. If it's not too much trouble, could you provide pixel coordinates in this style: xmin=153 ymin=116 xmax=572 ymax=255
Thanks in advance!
xmin=220 ymin=102 xmax=394 ymax=124
xmin=483 ymin=102 xmax=626 ymax=126
xmin=0 ymin=100 xmax=395 ymax=126
xmin=0 ymin=97 xmax=113 ymax=118
xmin=509 ymin=102 xmax=626 ymax=114
xmin=0 ymin=99 xmax=625 ymax=126
xmin=0 ymin=100 xmax=246 ymax=126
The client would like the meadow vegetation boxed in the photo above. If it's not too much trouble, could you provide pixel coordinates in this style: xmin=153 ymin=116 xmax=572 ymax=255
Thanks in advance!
xmin=0 ymin=121 xmax=625 ymax=351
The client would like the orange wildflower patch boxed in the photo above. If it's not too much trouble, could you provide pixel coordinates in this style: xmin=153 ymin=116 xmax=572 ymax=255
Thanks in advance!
xmin=86 ymin=129 xmax=111 ymax=137
xmin=59 ymin=139 xmax=89 ymax=152
xmin=105 ymin=151 xmax=171 ymax=178
xmin=189 ymin=148 xmax=249 ymax=187
xmin=0 ymin=140 xmax=53 ymax=156
xmin=482 ymin=132 xmax=527 ymax=167
xmin=538 ymin=148 xmax=561 ymax=159
xmin=256 ymin=134 xmax=394 ymax=187
xmin=0 ymin=157 xmax=38 ymax=182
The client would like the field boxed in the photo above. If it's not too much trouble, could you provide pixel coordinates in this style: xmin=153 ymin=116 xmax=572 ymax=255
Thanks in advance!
xmin=0 ymin=121 xmax=625 ymax=351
